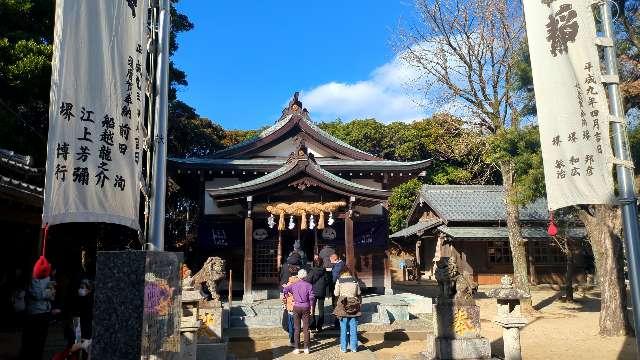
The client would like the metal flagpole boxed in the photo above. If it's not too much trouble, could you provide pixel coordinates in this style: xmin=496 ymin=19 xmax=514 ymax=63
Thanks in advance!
xmin=148 ymin=0 xmax=170 ymax=251
xmin=600 ymin=0 xmax=640 ymax=351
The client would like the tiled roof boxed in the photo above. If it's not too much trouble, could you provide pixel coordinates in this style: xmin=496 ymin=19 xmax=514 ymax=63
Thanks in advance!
xmin=389 ymin=218 xmax=442 ymax=238
xmin=418 ymin=185 xmax=548 ymax=222
xmin=0 ymin=175 xmax=44 ymax=200
xmin=208 ymin=111 xmax=378 ymax=159
xmin=206 ymin=161 xmax=296 ymax=191
xmin=169 ymin=157 xmax=431 ymax=171
xmin=0 ymin=149 xmax=41 ymax=175
xmin=207 ymin=157 xmax=390 ymax=201
xmin=437 ymin=225 xmax=586 ymax=239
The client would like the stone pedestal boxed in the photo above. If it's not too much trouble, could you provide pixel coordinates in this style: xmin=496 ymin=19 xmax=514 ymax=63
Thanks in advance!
xmin=424 ymin=335 xmax=491 ymax=360
xmin=91 ymin=251 xmax=183 ymax=360
xmin=198 ymin=300 xmax=223 ymax=340
xmin=198 ymin=300 xmax=227 ymax=358
xmin=424 ymin=301 xmax=491 ymax=359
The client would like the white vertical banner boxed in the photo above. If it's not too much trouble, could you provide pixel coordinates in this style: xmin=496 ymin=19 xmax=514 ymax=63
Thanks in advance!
xmin=43 ymin=0 xmax=149 ymax=229
xmin=523 ymin=0 xmax=616 ymax=211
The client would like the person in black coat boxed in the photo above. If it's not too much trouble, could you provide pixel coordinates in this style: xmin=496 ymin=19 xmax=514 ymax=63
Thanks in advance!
xmin=305 ymin=256 xmax=327 ymax=331
xmin=280 ymin=253 xmax=302 ymax=287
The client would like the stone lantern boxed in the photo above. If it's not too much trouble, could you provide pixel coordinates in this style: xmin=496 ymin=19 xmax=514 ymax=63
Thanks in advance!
xmin=180 ymin=278 xmax=201 ymax=360
xmin=487 ymin=275 xmax=529 ymax=360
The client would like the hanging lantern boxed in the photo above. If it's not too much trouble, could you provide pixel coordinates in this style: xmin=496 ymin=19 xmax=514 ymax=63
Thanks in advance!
xmin=547 ymin=212 xmax=558 ymax=236
xmin=309 ymin=214 xmax=316 ymax=230
xmin=267 ymin=213 xmax=276 ymax=229
xmin=288 ymin=215 xmax=296 ymax=230
xmin=328 ymin=212 xmax=335 ymax=226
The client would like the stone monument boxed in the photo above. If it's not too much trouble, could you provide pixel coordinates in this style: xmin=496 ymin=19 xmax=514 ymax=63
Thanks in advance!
xmin=91 ymin=251 xmax=183 ymax=360
xmin=487 ymin=275 xmax=529 ymax=360
xmin=423 ymin=257 xmax=491 ymax=360
xmin=190 ymin=257 xmax=227 ymax=358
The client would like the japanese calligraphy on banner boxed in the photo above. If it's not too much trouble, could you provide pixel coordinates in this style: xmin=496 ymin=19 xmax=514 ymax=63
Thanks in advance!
xmin=43 ymin=0 xmax=149 ymax=229
xmin=523 ymin=0 xmax=616 ymax=211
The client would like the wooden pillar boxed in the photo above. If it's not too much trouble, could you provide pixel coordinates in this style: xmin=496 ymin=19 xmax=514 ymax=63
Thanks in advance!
xmin=384 ymin=251 xmax=393 ymax=294
xmin=345 ymin=197 xmax=355 ymax=269
xmin=243 ymin=196 xmax=253 ymax=303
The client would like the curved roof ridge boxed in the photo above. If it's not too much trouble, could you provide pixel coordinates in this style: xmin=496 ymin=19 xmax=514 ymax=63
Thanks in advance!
xmin=207 ymin=93 xmax=383 ymax=160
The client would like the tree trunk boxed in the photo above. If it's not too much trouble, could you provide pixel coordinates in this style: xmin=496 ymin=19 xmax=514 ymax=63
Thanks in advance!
xmin=577 ymin=205 xmax=631 ymax=336
xmin=500 ymin=163 xmax=531 ymax=301
xmin=565 ymin=239 xmax=574 ymax=302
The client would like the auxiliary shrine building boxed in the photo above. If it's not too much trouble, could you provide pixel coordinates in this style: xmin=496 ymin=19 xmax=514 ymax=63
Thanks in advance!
xmin=169 ymin=94 xmax=431 ymax=301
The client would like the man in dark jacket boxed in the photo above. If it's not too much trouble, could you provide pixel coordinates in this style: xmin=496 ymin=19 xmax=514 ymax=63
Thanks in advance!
xmin=330 ymin=254 xmax=345 ymax=283
xmin=305 ymin=256 xmax=326 ymax=331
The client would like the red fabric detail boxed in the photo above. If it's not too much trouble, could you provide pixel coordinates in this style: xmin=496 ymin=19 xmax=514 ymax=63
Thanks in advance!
xmin=32 ymin=255 xmax=52 ymax=279
xmin=547 ymin=212 xmax=558 ymax=236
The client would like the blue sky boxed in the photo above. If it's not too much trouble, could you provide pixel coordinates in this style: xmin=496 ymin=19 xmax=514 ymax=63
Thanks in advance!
xmin=173 ymin=1 xmax=428 ymax=130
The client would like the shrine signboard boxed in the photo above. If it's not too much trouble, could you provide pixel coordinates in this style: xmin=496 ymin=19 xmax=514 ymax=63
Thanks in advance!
xmin=43 ymin=0 xmax=149 ymax=229
xmin=523 ymin=0 xmax=616 ymax=210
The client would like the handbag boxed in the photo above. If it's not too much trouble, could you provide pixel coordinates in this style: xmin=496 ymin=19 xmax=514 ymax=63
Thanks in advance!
xmin=341 ymin=296 xmax=361 ymax=316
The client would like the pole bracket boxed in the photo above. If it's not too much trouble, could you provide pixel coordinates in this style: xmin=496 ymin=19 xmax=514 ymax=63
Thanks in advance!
xmin=595 ymin=36 xmax=614 ymax=47
xmin=612 ymin=158 xmax=636 ymax=170
xmin=608 ymin=115 xmax=626 ymax=124
xmin=601 ymin=74 xmax=620 ymax=84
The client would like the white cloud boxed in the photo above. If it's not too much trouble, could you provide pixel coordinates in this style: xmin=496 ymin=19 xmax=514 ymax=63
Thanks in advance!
xmin=300 ymin=55 xmax=430 ymax=123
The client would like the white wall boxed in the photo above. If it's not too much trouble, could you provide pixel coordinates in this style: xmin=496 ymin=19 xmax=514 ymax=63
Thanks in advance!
xmin=204 ymin=178 xmax=243 ymax=215
xmin=352 ymin=179 xmax=384 ymax=215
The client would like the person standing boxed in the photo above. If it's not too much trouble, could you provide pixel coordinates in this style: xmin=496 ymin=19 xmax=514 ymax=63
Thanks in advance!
xmin=289 ymin=240 xmax=307 ymax=265
xmin=318 ymin=244 xmax=335 ymax=269
xmin=20 ymin=257 xmax=58 ymax=360
xmin=330 ymin=254 xmax=345 ymax=283
xmin=318 ymin=245 xmax=335 ymax=322
xmin=333 ymin=267 xmax=361 ymax=353
xmin=281 ymin=264 xmax=300 ymax=347
xmin=305 ymin=256 xmax=326 ymax=332
xmin=283 ymin=269 xmax=315 ymax=354
xmin=73 ymin=279 xmax=94 ymax=358
xmin=329 ymin=253 xmax=345 ymax=328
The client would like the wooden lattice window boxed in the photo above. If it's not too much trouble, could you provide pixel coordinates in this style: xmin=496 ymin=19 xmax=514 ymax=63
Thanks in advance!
xmin=254 ymin=239 xmax=278 ymax=283
xmin=532 ymin=241 xmax=564 ymax=264
xmin=488 ymin=240 xmax=512 ymax=264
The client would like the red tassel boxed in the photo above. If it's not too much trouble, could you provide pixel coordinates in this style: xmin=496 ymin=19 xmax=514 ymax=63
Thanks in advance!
xmin=32 ymin=223 xmax=51 ymax=279
xmin=547 ymin=212 xmax=558 ymax=236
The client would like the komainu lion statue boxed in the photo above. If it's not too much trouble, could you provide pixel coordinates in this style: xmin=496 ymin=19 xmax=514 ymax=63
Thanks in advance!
xmin=191 ymin=257 xmax=226 ymax=303
xmin=434 ymin=257 xmax=474 ymax=304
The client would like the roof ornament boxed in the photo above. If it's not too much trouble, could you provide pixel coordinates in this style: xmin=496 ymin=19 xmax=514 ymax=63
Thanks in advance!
xmin=282 ymin=91 xmax=304 ymax=116
xmin=286 ymin=137 xmax=316 ymax=164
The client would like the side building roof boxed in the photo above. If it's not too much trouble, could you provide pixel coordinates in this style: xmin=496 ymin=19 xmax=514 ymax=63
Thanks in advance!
xmin=410 ymin=185 xmax=548 ymax=224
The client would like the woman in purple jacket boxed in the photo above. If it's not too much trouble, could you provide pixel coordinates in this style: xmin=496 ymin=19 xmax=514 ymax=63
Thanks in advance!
xmin=283 ymin=268 xmax=315 ymax=354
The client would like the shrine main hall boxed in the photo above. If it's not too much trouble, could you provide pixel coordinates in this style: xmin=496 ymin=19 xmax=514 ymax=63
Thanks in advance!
xmin=169 ymin=94 xmax=430 ymax=301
